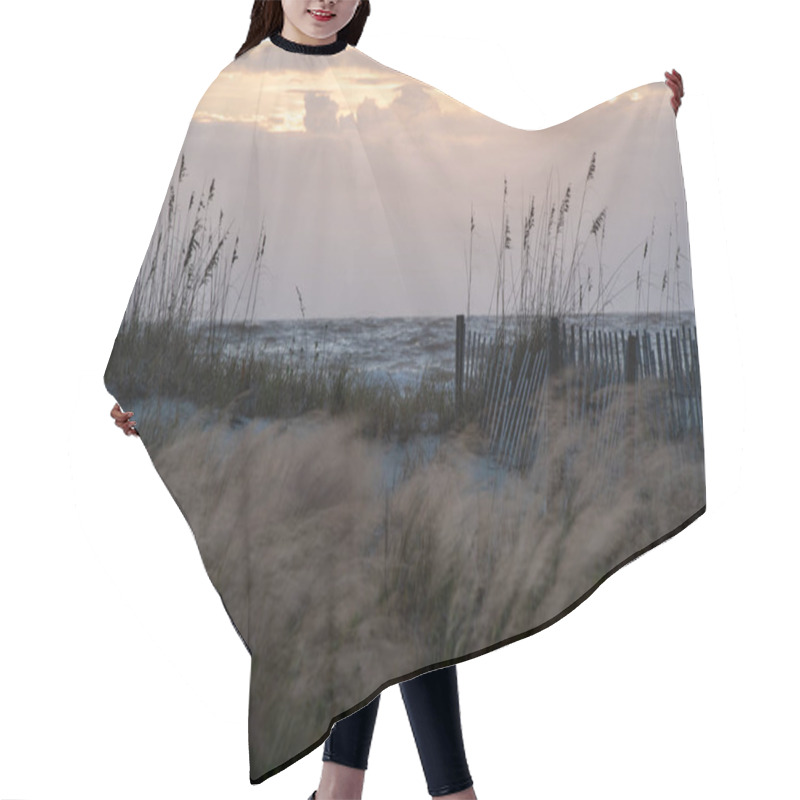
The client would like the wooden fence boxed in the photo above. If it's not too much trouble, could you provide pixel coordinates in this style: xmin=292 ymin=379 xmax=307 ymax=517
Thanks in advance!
xmin=455 ymin=314 xmax=703 ymax=473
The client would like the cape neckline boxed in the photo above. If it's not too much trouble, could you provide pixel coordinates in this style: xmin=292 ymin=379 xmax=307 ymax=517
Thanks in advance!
xmin=269 ymin=31 xmax=348 ymax=55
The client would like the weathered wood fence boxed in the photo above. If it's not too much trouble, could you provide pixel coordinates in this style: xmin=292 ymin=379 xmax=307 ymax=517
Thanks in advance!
xmin=455 ymin=314 xmax=703 ymax=472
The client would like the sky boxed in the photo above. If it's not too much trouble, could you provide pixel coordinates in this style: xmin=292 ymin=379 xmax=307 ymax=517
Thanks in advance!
xmin=137 ymin=38 xmax=693 ymax=322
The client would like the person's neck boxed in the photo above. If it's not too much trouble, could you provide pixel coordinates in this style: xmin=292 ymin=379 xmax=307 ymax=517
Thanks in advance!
xmin=269 ymin=29 xmax=348 ymax=55
xmin=281 ymin=19 xmax=337 ymax=47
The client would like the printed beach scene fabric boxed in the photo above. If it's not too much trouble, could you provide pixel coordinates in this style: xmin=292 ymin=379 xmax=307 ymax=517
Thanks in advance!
xmin=104 ymin=32 xmax=706 ymax=784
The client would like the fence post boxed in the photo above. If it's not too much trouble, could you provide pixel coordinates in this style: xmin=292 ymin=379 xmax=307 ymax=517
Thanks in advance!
xmin=545 ymin=316 xmax=566 ymax=511
xmin=625 ymin=331 xmax=638 ymax=384
xmin=455 ymin=314 xmax=465 ymax=415
xmin=549 ymin=316 xmax=561 ymax=374
xmin=624 ymin=330 xmax=639 ymax=477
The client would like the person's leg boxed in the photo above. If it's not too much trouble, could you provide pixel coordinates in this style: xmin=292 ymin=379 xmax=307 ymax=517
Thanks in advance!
xmin=315 ymin=694 xmax=381 ymax=800
xmin=400 ymin=665 xmax=476 ymax=798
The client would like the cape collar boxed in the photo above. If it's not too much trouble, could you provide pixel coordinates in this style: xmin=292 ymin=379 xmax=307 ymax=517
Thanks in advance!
xmin=269 ymin=31 xmax=348 ymax=55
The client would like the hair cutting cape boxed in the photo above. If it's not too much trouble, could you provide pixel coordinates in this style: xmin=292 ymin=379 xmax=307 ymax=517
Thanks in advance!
xmin=104 ymin=31 xmax=706 ymax=784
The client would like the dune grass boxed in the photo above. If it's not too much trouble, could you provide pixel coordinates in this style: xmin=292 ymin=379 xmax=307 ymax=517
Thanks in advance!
xmin=105 ymin=151 xmax=690 ymax=452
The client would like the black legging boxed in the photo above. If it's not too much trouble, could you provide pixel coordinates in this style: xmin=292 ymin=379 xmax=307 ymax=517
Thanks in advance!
xmin=323 ymin=664 xmax=474 ymax=797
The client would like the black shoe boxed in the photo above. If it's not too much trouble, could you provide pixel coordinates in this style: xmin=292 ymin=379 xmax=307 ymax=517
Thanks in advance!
xmin=307 ymin=792 xmax=317 ymax=800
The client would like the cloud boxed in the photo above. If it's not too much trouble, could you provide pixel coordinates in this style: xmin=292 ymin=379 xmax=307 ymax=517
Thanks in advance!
xmin=303 ymin=91 xmax=341 ymax=133
xmin=354 ymin=83 xmax=442 ymax=138
xmin=391 ymin=83 xmax=439 ymax=122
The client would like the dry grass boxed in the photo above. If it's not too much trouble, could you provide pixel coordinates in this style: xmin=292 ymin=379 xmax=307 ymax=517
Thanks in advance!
xmin=146 ymin=375 xmax=704 ymax=777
